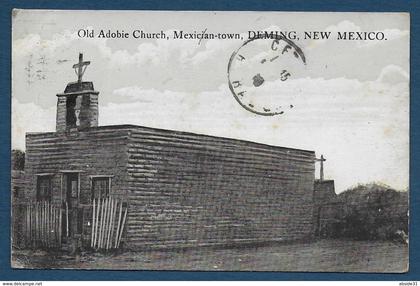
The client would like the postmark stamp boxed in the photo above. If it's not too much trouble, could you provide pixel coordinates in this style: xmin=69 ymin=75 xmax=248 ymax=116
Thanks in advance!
xmin=227 ymin=35 xmax=306 ymax=116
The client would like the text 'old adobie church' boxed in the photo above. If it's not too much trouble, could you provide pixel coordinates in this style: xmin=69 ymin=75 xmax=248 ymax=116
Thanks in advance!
xmin=18 ymin=53 xmax=335 ymax=250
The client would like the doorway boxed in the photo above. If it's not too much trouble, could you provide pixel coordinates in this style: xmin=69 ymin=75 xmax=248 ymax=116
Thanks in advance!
xmin=63 ymin=172 xmax=80 ymax=239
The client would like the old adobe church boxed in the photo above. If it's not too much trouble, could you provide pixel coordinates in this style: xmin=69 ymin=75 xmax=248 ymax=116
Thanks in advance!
xmin=22 ymin=54 xmax=334 ymax=249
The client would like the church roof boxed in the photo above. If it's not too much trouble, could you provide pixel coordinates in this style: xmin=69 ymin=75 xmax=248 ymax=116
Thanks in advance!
xmin=27 ymin=124 xmax=315 ymax=154
xmin=64 ymin=81 xmax=95 ymax=93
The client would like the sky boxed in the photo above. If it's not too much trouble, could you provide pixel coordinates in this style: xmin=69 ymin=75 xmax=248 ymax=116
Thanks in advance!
xmin=11 ymin=10 xmax=409 ymax=193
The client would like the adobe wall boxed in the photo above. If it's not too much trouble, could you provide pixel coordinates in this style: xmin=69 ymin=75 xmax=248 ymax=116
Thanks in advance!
xmin=125 ymin=126 xmax=316 ymax=249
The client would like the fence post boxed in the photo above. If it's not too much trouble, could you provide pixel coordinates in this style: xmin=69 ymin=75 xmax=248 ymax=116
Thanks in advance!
xmin=47 ymin=201 xmax=50 ymax=248
xmin=107 ymin=198 xmax=116 ymax=249
xmin=94 ymin=198 xmax=101 ymax=249
xmin=59 ymin=204 xmax=62 ymax=246
xmin=91 ymin=198 xmax=96 ymax=248
xmin=114 ymin=201 xmax=122 ymax=249
xmin=103 ymin=197 xmax=110 ymax=248
xmin=98 ymin=198 xmax=103 ymax=248
xmin=25 ymin=204 xmax=29 ymax=246
xmin=35 ymin=203 xmax=38 ymax=247
xmin=117 ymin=206 xmax=128 ymax=248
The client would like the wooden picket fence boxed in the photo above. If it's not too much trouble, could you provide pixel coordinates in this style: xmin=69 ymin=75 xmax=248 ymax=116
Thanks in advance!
xmin=24 ymin=201 xmax=62 ymax=248
xmin=91 ymin=197 xmax=128 ymax=250
xmin=19 ymin=198 xmax=128 ymax=251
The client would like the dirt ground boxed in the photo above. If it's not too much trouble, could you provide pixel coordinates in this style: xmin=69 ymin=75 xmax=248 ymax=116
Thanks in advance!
xmin=11 ymin=239 xmax=408 ymax=272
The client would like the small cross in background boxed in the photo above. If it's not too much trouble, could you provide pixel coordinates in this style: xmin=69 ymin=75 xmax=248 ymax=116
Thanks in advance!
xmin=315 ymin=154 xmax=326 ymax=181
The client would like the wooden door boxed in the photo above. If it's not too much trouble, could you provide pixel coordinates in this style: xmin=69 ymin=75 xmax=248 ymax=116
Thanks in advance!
xmin=64 ymin=173 xmax=79 ymax=238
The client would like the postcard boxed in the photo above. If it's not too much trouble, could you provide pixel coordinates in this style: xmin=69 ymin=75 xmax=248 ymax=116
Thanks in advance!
xmin=11 ymin=10 xmax=409 ymax=272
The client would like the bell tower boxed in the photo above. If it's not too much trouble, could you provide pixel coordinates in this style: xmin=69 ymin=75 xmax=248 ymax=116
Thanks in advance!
xmin=56 ymin=53 xmax=99 ymax=132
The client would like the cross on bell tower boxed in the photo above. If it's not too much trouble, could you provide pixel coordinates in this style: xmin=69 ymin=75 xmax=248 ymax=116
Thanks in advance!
xmin=315 ymin=154 xmax=326 ymax=181
xmin=72 ymin=53 xmax=90 ymax=83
